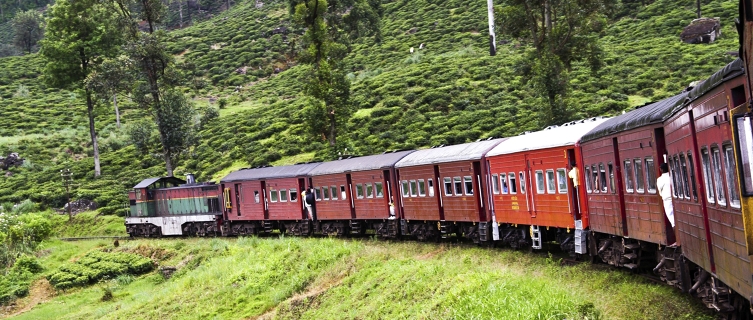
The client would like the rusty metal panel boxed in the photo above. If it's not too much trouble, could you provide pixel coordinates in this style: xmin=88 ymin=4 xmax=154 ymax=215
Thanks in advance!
xmin=311 ymin=174 xmax=351 ymax=220
xmin=227 ymin=180 xmax=264 ymax=221
xmin=526 ymin=148 xmax=577 ymax=228
xmin=266 ymin=177 xmax=306 ymax=221
xmin=350 ymin=170 xmax=391 ymax=219
xmin=617 ymin=125 xmax=669 ymax=244
xmin=438 ymin=161 xmax=481 ymax=222
xmin=665 ymin=108 xmax=713 ymax=272
xmin=488 ymin=152 xmax=531 ymax=226
xmin=398 ymin=165 xmax=441 ymax=221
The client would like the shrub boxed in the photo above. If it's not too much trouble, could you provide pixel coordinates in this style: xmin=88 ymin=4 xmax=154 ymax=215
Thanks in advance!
xmin=47 ymin=250 xmax=154 ymax=290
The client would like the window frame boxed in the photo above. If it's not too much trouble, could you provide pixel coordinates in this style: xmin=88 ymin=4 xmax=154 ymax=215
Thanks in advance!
xmin=519 ymin=172 xmax=526 ymax=194
xmin=418 ymin=179 xmax=426 ymax=197
xmin=454 ymin=177 xmax=463 ymax=196
xmin=591 ymin=164 xmax=599 ymax=193
xmin=535 ymin=170 xmax=545 ymax=194
xmin=290 ymin=189 xmax=298 ymax=202
xmin=634 ymin=158 xmax=645 ymax=194
xmin=409 ymin=180 xmax=418 ymax=197
xmin=687 ymin=153 xmax=698 ymax=201
xmin=340 ymin=185 xmax=347 ymax=200
xmin=356 ymin=184 xmax=364 ymax=199
xmin=500 ymin=173 xmax=508 ymax=194
xmin=366 ymin=183 xmax=374 ymax=198
xmin=508 ymin=172 xmax=517 ymax=194
xmin=270 ymin=189 xmax=279 ymax=202
xmin=492 ymin=174 xmax=500 ymax=194
xmin=330 ymin=186 xmax=338 ymax=200
xmin=584 ymin=166 xmax=592 ymax=193
xmin=322 ymin=186 xmax=330 ymax=200
xmin=428 ymin=179 xmax=435 ymax=197
xmin=624 ymin=160 xmax=634 ymax=193
xmin=711 ymin=146 xmax=727 ymax=206
xmin=279 ymin=189 xmax=288 ymax=202
xmin=546 ymin=169 xmax=556 ymax=194
xmin=701 ymin=148 xmax=715 ymax=203
xmin=645 ymin=158 xmax=657 ymax=194
xmin=375 ymin=182 xmax=384 ymax=198
xmin=723 ymin=145 xmax=741 ymax=208
xmin=464 ymin=176 xmax=474 ymax=195
xmin=599 ymin=163 xmax=607 ymax=193
xmin=556 ymin=168 xmax=568 ymax=194
xmin=444 ymin=177 xmax=453 ymax=196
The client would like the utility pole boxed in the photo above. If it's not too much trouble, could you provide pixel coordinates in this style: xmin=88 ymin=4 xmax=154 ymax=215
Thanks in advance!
xmin=61 ymin=168 xmax=74 ymax=220
xmin=487 ymin=0 xmax=497 ymax=56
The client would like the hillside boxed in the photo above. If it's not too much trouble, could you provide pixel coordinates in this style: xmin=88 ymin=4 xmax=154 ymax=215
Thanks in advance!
xmin=0 ymin=0 xmax=741 ymax=212
xmin=3 ymin=237 xmax=716 ymax=319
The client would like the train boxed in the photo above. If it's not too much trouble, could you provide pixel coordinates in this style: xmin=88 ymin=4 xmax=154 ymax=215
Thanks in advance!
xmin=123 ymin=0 xmax=753 ymax=316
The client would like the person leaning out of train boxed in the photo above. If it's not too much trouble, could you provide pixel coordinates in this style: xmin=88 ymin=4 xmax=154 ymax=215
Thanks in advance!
xmin=657 ymin=163 xmax=676 ymax=246
xmin=304 ymin=187 xmax=315 ymax=220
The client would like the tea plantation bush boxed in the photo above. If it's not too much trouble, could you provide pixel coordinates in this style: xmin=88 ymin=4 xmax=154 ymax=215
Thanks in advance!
xmin=47 ymin=250 xmax=153 ymax=290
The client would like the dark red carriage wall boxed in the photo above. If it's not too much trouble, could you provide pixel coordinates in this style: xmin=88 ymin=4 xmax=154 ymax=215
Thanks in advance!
xmin=398 ymin=165 xmax=442 ymax=221
xmin=350 ymin=169 xmax=392 ymax=219
xmin=265 ymin=177 xmax=307 ymax=220
xmin=689 ymin=76 xmax=751 ymax=299
xmin=489 ymin=146 xmax=585 ymax=229
xmin=311 ymin=173 xmax=352 ymax=220
xmin=224 ymin=180 xmax=265 ymax=221
xmin=400 ymin=160 xmax=485 ymax=223
xmin=580 ymin=138 xmax=624 ymax=236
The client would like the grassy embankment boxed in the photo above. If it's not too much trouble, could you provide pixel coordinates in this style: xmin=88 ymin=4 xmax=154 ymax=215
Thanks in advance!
xmin=4 ymin=235 xmax=714 ymax=320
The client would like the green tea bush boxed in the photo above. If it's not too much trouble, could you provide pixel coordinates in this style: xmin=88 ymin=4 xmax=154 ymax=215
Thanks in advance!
xmin=47 ymin=250 xmax=153 ymax=290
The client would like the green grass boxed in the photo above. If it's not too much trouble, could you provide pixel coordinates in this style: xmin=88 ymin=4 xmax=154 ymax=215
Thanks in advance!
xmin=8 ymin=238 xmax=715 ymax=320
xmin=50 ymin=211 xmax=127 ymax=238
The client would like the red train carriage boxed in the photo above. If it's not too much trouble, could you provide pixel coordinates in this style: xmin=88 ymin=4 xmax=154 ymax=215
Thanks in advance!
xmin=580 ymin=93 xmax=687 ymax=270
xmin=220 ymin=163 xmax=321 ymax=236
xmin=663 ymin=59 xmax=751 ymax=311
xmin=126 ymin=176 xmax=223 ymax=237
xmin=307 ymin=151 xmax=414 ymax=237
xmin=394 ymin=139 xmax=505 ymax=242
xmin=485 ymin=118 xmax=607 ymax=252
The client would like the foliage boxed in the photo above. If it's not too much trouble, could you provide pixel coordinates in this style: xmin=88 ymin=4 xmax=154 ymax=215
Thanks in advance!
xmin=11 ymin=9 xmax=43 ymax=54
xmin=10 ymin=238 xmax=715 ymax=319
xmin=46 ymin=250 xmax=153 ymax=290
xmin=40 ymin=0 xmax=124 ymax=177
xmin=0 ymin=201 xmax=50 ymax=268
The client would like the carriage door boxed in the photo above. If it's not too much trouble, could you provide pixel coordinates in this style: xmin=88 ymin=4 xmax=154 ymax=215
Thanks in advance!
xmin=566 ymin=148 xmax=581 ymax=220
xmin=298 ymin=178 xmax=307 ymax=219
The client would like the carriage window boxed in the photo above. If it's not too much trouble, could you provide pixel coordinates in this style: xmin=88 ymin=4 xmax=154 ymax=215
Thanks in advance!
xmin=356 ymin=184 xmax=364 ymax=198
xmin=598 ymin=163 xmax=607 ymax=193
xmin=375 ymin=182 xmax=384 ymax=198
xmin=673 ymin=156 xmax=686 ymax=198
xmin=735 ymin=116 xmax=753 ymax=194
xmin=330 ymin=186 xmax=338 ymax=200
xmin=645 ymin=158 xmax=656 ymax=194
xmin=270 ymin=189 xmax=279 ymax=202
xmin=712 ymin=147 xmax=726 ymax=206
xmin=454 ymin=177 xmax=463 ymax=195
xmin=290 ymin=189 xmax=298 ymax=201
xmin=536 ymin=170 xmax=545 ymax=194
xmin=634 ymin=159 xmax=645 ymax=193
xmin=280 ymin=189 xmax=288 ymax=202
xmin=724 ymin=145 xmax=741 ymax=208
xmin=340 ymin=185 xmax=347 ymax=200
xmin=418 ymin=179 xmax=426 ymax=196
xmin=546 ymin=169 xmax=556 ymax=194
xmin=322 ymin=186 xmax=330 ymax=200
xmin=509 ymin=173 xmax=517 ymax=194
xmin=701 ymin=148 xmax=715 ymax=203
xmin=492 ymin=174 xmax=500 ymax=194
xmin=680 ymin=154 xmax=690 ymax=198
xmin=402 ymin=180 xmax=410 ymax=197
xmin=519 ymin=172 xmax=526 ymax=194
xmin=428 ymin=179 xmax=435 ymax=197
xmin=591 ymin=165 xmax=599 ymax=193
xmin=608 ymin=163 xmax=615 ymax=193
xmin=464 ymin=176 xmax=474 ymax=195
xmin=410 ymin=180 xmax=418 ymax=197
xmin=444 ymin=178 xmax=453 ymax=196
xmin=687 ymin=154 xmax=698 ymax=201
xmin=366 ymin=183 xmax=374 ymax=198
xmin=584 ymin=166 xmax=592 ymax=193
xmin=624 ymin=160 xmax=634 ymax=193
xmin=556 ymin=169 xmax=567 ymax=194
xmin=315 ymin=187 xmax=322 ymax=200
xmin=500 ymin=173 xmax=508 ymax=194
xmin=254 ymin=191 xmax=260 ymax=203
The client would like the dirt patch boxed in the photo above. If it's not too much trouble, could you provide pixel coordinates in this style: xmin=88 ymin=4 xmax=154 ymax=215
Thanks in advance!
xmin=417 ymin=246 xmax=445 ymax=260
xmin=252 ymin=275 xmax=347 ymax=320
xmin=1 ymin=279 xmax=55 ymax=318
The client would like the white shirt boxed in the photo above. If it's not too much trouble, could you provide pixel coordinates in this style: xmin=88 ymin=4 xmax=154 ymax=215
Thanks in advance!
xmin=657 ymin=173 xmax=672 ymax=201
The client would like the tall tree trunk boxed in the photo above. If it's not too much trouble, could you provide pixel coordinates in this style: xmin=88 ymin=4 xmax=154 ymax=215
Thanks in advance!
xmin=487 ymin=0 xmax=496 ymax=56
xmin=162 ymin=140 xmax=173 ymax=176
xmin=113 ymin=94 xmax=120 ymax=128
xmin=226 ymin=0 xmax=230 ymax=11
xmin=328 ymin=111 xmax=336 ymax=146
xmin=85 ymin=89 xmax=101 ymax=177
xmin=544 ymin=0 xmax=552 ymax=35
xmin=696 ymin=0 xmax=701 ymax=18
xmin=178 ymin=0 xmax=183 ymax=28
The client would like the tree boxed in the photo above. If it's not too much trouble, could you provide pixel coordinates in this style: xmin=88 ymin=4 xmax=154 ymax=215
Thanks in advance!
xmin=40 ymin=0 xmax=123 ymax=178
xmin=85 ymin=56 xmax=135 ymax=129
xmin=12 ymin=10 xmax=43 ymax=54
xmin=496 ymin=0 xmax=609 ymax=126
xmin=111 ymin=0 xmax=195 ymax=176
xmin=288 ymin=0 xmax=381 ymax=146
